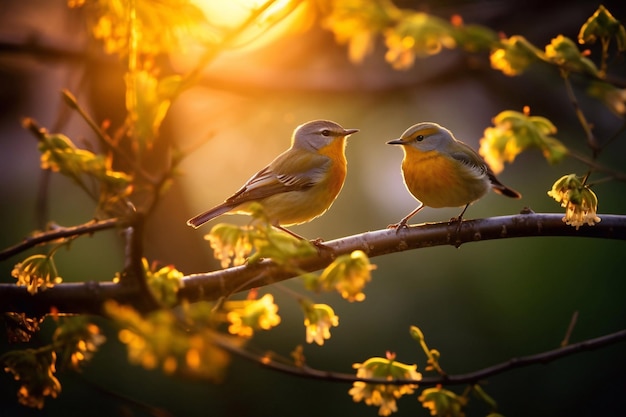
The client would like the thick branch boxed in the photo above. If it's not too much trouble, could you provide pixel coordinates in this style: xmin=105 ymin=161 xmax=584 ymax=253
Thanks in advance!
xmin=2 ymin=213 xmax=625 ymax=315
xmin=179 ymin=213 xmax=626 ymax=303
xmin=119 ymin=214 xmax=162 ymax=312
xmin=0 ymin=282 xmax=134 ymax=316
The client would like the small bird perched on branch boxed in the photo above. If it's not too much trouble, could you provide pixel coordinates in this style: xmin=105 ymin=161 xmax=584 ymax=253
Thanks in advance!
xmin=187 ymin=120 xmax=359 ymax=237
xmin=387 ymin=122 xmax=521 ymax=228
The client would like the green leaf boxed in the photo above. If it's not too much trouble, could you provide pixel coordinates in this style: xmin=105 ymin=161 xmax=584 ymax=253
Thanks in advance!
xmin=451 ymin=21 xmax=498 ymax=52
xmin=490 ymin=35 xmax=544 ymax=76
xmin=544 ymin=35 xmax=599 ymax=76
xmin=578 ymin=5 xmax=626 ymax=51
xmin=480 ymin=110 xmax=565 ymax=173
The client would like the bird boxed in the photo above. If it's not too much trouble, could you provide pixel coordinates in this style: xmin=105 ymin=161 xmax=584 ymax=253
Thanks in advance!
xmin=187 ymin=120 xmax=359 ymax=238
xmin=386 ymin=122 xmax=521 ymax=228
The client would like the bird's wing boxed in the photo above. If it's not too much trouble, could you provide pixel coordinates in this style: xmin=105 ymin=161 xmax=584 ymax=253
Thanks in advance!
xmin=449 ymin=141 xmax=521 ymax=199
xmin=448 ymin=141 xmax=488 ymax=178
xmin=225 ymin=150 xmax=330 ymax=204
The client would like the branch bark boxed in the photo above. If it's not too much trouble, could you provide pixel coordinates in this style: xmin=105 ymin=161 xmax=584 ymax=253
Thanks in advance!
xmin=0 ymin=218 xmax=120 ymax=261
xmin=179 ymin=212 xmax=626 ymax=303
xmin=213 ymin=328 xmax=626 ymax=386
xmin=1 ymin=213 xmax=625 ymax=316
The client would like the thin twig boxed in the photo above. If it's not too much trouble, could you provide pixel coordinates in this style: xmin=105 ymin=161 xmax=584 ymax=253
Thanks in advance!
xmin=561 ymin=311 xmax=579 ymax=347
xmin=566 ymin=150 xmax=626 ymax=183
xmin=561 ymin=70 xmax=600 ymax=156
xmin=0 ymin=218 xmax=120 ymax=261
xmin=212 ymin=328 xmax=626 ymax=386
xmin=439 ymin=328 xmax=626 ymax=385
xmin=61 ymin=90 xmax=157 ymax=185
xmin=71 ymin=373 xmax=174 ymax=417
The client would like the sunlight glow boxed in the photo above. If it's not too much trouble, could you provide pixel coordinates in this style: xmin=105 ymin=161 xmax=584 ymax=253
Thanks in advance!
xmin=193 ymin=0 xmax=310 ymax=51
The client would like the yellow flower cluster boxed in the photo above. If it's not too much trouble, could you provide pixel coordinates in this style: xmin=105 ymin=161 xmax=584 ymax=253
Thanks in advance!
xmin=143 ymin=258 xmax=185 ymax=307
xmin=207 ymin=210 xmax=317 ymax=269
xmin=349 ymin=354 xmax=422 ymax=416
xmin=11 ymin=255 xmax=62 ymax=295
xmin=548 ymin=174 xmax=601 ymax=229
xmin=301 ymin=301 xmax=339 ymax=346
xmin=106 ymin=301 xmax=235 ymax=381
xmin=53 ymin=318 xmax=106 ymax=369
xmin=225 ymin=294 xmax=281 ymax=338
xmin=307 ymin=250 xmax=375 ymax=302
xmin=206 ymin=223 xmax=254 ymax=268
xmin=418 ymin=387 xmax=467 ymax=417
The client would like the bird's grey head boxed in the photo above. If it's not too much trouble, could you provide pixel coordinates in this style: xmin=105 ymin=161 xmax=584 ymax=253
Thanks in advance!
xmin=292 ymin=120 xmax=359 ymax=151
xmin=387 ymin=122 xmax=455 ymax=152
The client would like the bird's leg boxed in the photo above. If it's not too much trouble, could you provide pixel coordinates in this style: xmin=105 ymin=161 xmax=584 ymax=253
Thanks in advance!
xmin=449 ymin=203 xmax=469 ymax=245
xmin=275 ymin=225 xmax=308 ymax=240
xmin=388 ymin=203 xmax=424 ymax=231
xmin=450 ymin=203 xmax=470 ymax=224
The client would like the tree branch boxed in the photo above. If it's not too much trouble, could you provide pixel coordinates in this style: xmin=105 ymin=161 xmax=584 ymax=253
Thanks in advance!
xmin=0 ymin=218 xmax=120 ymax=261
xmin=179 ymin=212 xmax=626 ymax=304
xmin=2 ymin=213 xmax=625 ymax=315
xmin=118 ymin=213 xmax=162 ymax=312
xmin=214 ymin=328 xmax=626 ymax=387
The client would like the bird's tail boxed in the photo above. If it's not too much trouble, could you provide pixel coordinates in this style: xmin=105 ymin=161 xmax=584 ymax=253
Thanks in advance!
xmin=187 ymin=203 xmax=234 ymax=229
xmin=489 ymin=172 xmax=522 ymax=199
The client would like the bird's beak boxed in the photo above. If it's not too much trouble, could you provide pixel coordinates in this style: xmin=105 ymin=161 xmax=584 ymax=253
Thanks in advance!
xmin=386 ymin=138 xmax=404 ymax=145
xmin=343 ymin=128 xmax=359 ymax=136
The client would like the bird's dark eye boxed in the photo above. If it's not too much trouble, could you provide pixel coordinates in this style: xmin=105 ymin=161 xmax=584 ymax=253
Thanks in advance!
xmin=321 ymin=129 xmax=331 ymax=136
xmin=416 ymin=135 xmax=425 ymax=141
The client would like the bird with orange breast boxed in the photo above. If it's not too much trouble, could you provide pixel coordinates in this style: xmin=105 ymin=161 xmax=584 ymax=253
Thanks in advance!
xmin=387 ymin=122 xmax=521 ymax=228
xmin=187 ymin=120 xmax=359 ymax=238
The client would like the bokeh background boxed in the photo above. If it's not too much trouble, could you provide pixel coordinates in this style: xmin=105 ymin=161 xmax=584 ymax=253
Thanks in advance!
xmin=1 ymin=0 xmax=626 ymax=416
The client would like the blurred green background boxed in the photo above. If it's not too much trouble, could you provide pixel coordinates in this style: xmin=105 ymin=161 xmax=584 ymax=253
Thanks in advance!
xmin=1 ymin=0 xmax=626 ymax=416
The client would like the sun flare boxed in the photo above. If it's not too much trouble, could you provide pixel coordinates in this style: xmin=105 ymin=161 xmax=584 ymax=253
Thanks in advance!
xmin=192 ymin=0 xmax=311 ymax=51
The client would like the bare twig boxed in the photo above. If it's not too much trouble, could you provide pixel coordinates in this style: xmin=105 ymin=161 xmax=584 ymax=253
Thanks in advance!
xmin=561 ymin=70 xmax=600 ymax=156
xmin=561 ymin=311 xmax=579 ymax=347
xmin=213 ymin=328 xmax=626 ymax=386
xmin=567 ymin=150 xmax=626 ymax=183
xmin=0 ymin=218 xmax=120 ymax=261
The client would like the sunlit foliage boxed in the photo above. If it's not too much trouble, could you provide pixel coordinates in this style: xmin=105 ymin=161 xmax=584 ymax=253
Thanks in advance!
xmin=11 ymin=255 xmax=62 ymax=295
xmin=349 ymin=352 xmax=422 ymax=416
xmin=2 ymin=1 xmax=625 ymax=414
xmin=548 ymin=174 xmax=601 ymax=229
xmin=479 ymin=108 xmax=565 ymax=175
xmin=305 ymin=250 xmax=375 ymax=302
